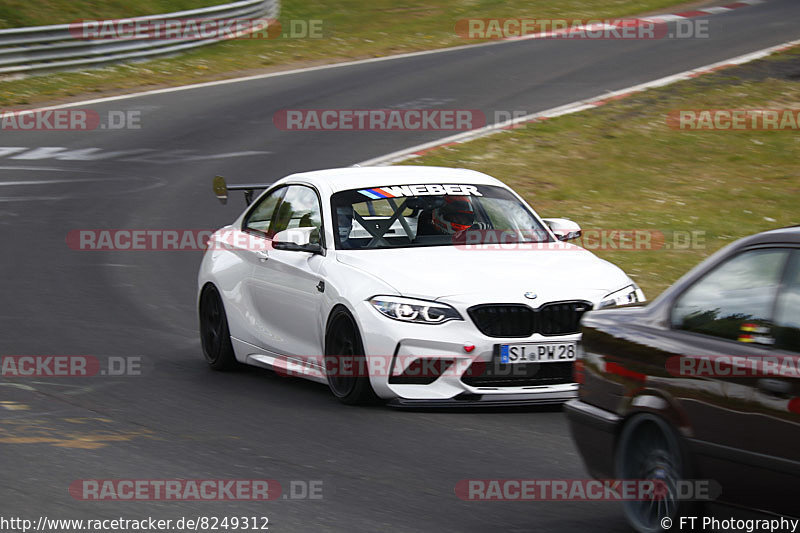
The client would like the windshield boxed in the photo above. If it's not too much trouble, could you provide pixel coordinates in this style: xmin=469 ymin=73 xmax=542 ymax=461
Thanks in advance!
xmin=330 ymin=183 xmax=553 ymax=250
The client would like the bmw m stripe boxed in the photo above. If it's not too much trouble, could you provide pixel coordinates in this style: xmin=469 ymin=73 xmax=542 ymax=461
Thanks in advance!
xmin=358 ymin=188 xmax=394 ymax=199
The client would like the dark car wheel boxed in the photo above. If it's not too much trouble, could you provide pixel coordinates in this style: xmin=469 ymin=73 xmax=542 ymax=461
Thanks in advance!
xmin=324 ymin=308 xmax=379 ymax=405
xmin=616 ymin=414 xmax=693 ymax=533
xmin=199 ymin=284 xmax=238 ymax=370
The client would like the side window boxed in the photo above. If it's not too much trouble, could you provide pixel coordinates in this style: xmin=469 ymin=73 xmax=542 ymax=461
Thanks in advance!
xmin=671 ymin=249 xmax=789 ymax=343
xmin=774 ymin=251 xmax=800 ymax=353
xmin=271 ymin=186 xmax=323 ymax=244
xmin=244 ymin=187 xmax=286 ymax=237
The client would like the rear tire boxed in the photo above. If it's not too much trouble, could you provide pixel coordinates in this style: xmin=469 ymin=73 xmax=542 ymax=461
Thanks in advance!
xmin=324 ymin=308 xmax=379 ymax=405
xmin=616 ymin=414 xmax=694 ymax=533
xmin=199 ymin=284 xmax=238 ymax=370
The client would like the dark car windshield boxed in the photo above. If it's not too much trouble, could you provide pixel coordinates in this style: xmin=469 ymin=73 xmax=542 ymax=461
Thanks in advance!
xmin=330 ymin=183 xmax=552 ymax=250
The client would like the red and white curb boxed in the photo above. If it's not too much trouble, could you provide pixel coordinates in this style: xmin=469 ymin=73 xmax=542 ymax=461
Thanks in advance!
xmin=643 ymin=0 xmax=763 ymax=21
xmin=357 ymin=35 xmax=800 ymax=167
xmin=502 ymin=0 xmax=763 ymax=42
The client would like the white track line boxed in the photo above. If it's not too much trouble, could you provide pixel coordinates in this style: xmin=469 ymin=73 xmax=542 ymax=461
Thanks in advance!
xmin=13 ymin=0 xmax=765 ymax=114
xmin=17 ymin=41 xmax=533 ymax=113
xmin=356 ymin=37 xmax=800 ymax=167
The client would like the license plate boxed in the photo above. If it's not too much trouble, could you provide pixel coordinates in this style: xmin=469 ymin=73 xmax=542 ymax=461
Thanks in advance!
xmin=499 ymin=342 xmax=577 ymax=364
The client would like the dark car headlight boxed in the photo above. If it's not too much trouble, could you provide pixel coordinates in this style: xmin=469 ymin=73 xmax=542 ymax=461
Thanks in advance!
xmin=598 ymin=284 xmax=646 ymax=309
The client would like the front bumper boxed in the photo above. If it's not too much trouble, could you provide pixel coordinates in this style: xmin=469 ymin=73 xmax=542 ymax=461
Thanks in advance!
xmin=564 ymin=399 xmax=621 ymax=479
xmin=355 ymin=299 xmax=580 ymax=403
xmin=388 ymin=391 xmax=574 ymax=408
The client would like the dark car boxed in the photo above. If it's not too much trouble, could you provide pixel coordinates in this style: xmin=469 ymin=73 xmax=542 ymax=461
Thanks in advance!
xmin=565 ymin=226 xmax=800 ymax=532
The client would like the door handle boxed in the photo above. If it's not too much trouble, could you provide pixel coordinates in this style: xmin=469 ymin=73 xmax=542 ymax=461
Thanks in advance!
xmin=255 ymin=250 xmax=269 ymax=262
xmin=757 ymin=378 xmax=792 ymax=397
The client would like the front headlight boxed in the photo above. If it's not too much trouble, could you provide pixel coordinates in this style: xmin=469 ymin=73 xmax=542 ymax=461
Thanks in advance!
xmin=598 ymin=284 xmax=646 ymax=309
xmin=369 ymin=296 xmax=463 ymax=324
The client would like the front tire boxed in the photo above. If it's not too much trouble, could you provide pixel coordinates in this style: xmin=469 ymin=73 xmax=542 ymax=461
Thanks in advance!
xmin=615 ymin=414 xmax=694 ymax=533
xmin=199 ymin=284 xmax=238 ymax=370
xmin=324 ymin=308 xmax=379 ymax=405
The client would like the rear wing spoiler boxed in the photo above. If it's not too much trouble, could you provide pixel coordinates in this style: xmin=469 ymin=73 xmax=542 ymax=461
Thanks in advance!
xmin=212 ymin=175 xmax=269 ymax=206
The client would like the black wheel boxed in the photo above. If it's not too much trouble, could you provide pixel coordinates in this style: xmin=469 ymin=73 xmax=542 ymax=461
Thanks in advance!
xmin=616 ymin=414 xmax=693 ymax=533
xmin=324 ymin=308 xmax=379 ymax=405
xmin=199 ymin=284 xmax=238 ymax=370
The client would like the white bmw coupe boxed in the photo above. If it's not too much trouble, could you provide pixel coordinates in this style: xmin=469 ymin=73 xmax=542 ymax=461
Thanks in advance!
xmin=198 ymin=166 xmax=644 ymax=406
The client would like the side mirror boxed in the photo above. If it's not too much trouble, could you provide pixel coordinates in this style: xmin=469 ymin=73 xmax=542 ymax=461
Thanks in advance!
xmin=273 ymin=227 xmax=324 ymax=254
xmin=542 ymin=218 xmax=582 ymax=242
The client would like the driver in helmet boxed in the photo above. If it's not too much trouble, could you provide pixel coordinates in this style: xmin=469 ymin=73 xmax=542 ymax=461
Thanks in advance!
xmin=430 ymin=196 xmax=476 ymax=234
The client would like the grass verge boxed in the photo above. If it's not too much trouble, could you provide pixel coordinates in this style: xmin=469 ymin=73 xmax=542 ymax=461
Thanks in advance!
xmin=1 ymin=0 xmax=686 ymax=107
xmin=402 ymin=46 xmax=800 ymax=298
xmin=0 ymin=1 xmax=216 ymax=29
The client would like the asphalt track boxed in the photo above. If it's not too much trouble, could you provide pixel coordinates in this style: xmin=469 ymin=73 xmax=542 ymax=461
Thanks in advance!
xmin=1 ymin=1 xmax=799 ymax=530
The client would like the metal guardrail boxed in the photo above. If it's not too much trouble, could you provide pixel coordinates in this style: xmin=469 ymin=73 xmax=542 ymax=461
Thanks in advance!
xmin=0 ymin=0 xmax=279 ymax=75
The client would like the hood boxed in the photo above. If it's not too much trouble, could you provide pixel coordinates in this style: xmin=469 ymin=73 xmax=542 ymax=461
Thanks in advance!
xmin=336 ymin=244 xmax=634 ymax=305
